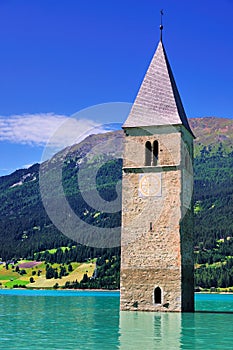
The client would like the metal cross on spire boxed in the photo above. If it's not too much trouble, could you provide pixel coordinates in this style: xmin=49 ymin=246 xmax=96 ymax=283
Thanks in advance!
xmin=160 ymin=9 xmax=164 ymax=41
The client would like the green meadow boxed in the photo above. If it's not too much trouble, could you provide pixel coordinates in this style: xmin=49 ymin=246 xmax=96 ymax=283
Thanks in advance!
xmin=0 ymin=260 xmax=95 ymax=289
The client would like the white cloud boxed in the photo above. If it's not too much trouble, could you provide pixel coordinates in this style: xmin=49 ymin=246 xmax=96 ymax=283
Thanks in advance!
xmin=0 ymin=113 xmax=67 ymax=145
xmin=0 ymin=103 xmax=131 ymax=151
xmin=0 ymin=113 xmax=107 ymax=148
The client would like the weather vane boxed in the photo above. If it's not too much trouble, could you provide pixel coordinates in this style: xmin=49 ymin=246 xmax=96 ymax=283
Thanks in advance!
xmin=160 ymin=9 xmax=164 ymax=41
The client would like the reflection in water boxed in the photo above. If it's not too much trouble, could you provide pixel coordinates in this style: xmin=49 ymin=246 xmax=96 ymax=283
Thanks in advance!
xmin=119 ymin=310 xmax=233 ymax=350
xmin=119 ymin=311 xmax=183 ymax=349
xmin=1 ymin=291 xmax=233 ymax=350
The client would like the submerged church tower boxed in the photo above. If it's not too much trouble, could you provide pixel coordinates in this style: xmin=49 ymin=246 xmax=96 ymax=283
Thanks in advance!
xmin=120 ymin=29 xmax=195 ymax=312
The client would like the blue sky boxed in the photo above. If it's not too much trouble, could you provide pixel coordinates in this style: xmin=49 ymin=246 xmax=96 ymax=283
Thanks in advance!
xmin=0 ymin=0 xmax=233 ymax=176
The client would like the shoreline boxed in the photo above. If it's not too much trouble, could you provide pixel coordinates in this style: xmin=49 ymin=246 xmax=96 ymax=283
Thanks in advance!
xmin=0 ymin=287 xmax=233 ymax=294
xmin=0 ymin=287 xmax=120 ymax=292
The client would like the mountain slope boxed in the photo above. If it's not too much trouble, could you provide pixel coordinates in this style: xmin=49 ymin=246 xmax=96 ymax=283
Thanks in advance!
xmin=0 ymin=117 xmax=232 ymax=264
xmin=189 ymin=118 xmax=233 ymax=248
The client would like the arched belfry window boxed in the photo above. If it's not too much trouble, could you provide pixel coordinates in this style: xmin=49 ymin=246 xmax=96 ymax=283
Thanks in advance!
xmin=154 ymin=286 xmax=162 ymax=304
xmin=153 ymin=141 xmax=159 ymax=166
xmin=145 ymin=140 xmax=159 ymax=166
xmin=145 ymin=141 xmax=152 ymax=166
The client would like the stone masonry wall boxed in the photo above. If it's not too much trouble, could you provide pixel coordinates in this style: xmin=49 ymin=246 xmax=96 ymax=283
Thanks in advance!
xmin=120 ymin=127 xmax=194 ymax=312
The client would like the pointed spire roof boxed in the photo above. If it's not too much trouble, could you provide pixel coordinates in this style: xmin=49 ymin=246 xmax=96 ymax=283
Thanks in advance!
xmin=123 ymin=40 xmax=194 ymax=137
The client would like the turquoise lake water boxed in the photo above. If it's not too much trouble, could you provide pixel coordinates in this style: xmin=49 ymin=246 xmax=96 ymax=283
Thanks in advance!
xmin=0 ymin=290 xmax=233 ymax=350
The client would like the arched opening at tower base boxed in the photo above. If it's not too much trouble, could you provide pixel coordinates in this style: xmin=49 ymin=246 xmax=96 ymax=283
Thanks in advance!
xmin=154 ymin=287 xmax=162 ymax=304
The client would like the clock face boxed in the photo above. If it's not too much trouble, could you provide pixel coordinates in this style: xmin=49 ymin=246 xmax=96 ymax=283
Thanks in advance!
xmin=138 ymin=173 xmax=162 ymax=197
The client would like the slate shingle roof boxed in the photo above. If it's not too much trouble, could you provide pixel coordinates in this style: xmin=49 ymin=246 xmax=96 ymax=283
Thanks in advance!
xmin=123 ymin=40 xmax=194 ymax=137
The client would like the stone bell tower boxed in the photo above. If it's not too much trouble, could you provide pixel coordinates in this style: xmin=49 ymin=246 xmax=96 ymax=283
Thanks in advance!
xmin=120 ymin=31 xmax=195 ymax=312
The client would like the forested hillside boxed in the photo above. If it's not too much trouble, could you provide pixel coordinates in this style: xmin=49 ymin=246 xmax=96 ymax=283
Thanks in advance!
xmin=0 ymin=117 xmax=232 ymax=289
xmin=190 ymin=118 xmax=233 ymax=288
